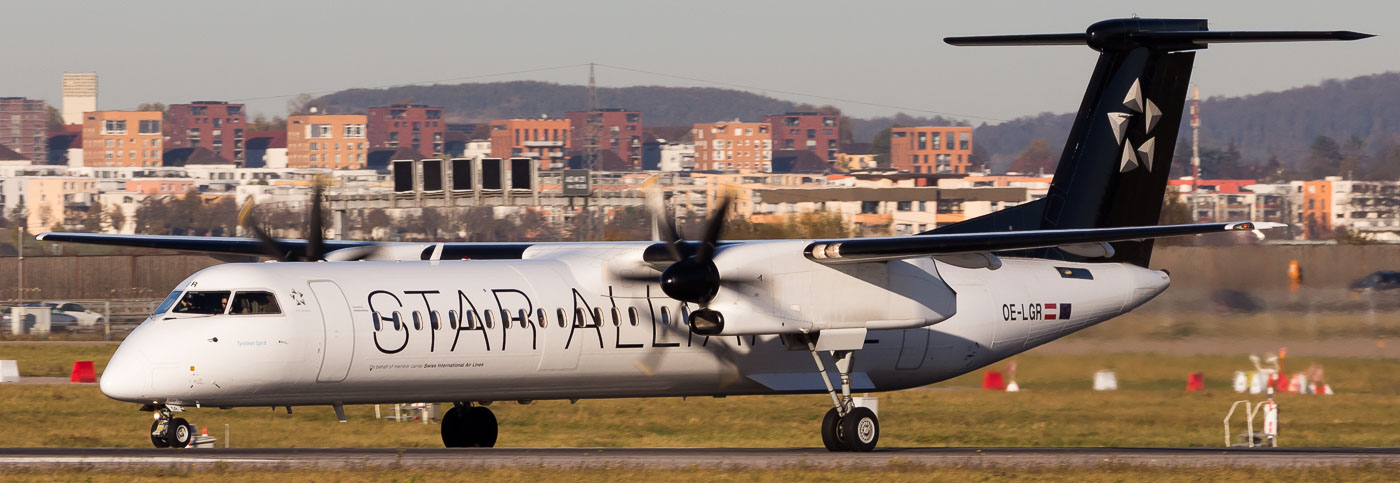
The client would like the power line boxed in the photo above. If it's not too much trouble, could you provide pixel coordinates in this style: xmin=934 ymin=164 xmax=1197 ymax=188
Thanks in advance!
xmin=593 ymin=63 xmax=1006 ymax=123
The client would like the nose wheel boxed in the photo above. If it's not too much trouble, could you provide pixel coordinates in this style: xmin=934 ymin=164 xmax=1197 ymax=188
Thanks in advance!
xmin=441 ymin=403 xmax=498 ymax=448
xmin=149 ymin=407 xmax=195 ymax=449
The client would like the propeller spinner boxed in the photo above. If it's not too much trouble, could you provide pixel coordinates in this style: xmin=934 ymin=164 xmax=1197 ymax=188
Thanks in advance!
xmin=648 ymin=185 xmax=732 ymax=335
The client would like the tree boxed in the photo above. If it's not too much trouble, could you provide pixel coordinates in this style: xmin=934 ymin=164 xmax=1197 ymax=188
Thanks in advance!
xmin=1008 ymin=138 xmax=1056 ymax=174
xmin=81 ymin=200 xmax=104 ymax=232
xmin=287 ymin=94 xmax=316 ymax=116
xmin=870 ymin=125 xmax=902 ymax=168
xmin=45 ymin=106 xmax=67 ymax=133
xmin=1303 ymin=135 xmax=1343 ymax=180
xmin=250 ymin=114 xmax=286 ymax=132
xmin=106 ymin=205 xmax=126 ymax=233
xmin=1367 ymin=142 xmax=1400 ymax=181
xmin=137 ymin=102 xmax=170 ymax=123
xmin=1338 ymin=135 xmax=1368 ymax=179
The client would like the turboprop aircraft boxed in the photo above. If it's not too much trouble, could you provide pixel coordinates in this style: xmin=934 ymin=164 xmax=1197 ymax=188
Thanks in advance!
xmin=39 ymin=18 xmax=1368 ymax=452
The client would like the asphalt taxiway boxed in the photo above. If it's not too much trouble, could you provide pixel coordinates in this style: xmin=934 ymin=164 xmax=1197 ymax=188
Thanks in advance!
xmin=1 ymin=447 xmax=1397 ymax=469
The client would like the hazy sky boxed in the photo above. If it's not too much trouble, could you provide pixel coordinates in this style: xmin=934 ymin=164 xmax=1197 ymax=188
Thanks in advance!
xmin=4 ymin=0 xmax=1394 ymax=123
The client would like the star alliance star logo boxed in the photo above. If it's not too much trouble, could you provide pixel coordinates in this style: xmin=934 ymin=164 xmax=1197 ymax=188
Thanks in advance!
xmin=1107 ymin=79 xmax=1161 ymax=173
xmin=290 ymin=290 xmax=306 ymax=306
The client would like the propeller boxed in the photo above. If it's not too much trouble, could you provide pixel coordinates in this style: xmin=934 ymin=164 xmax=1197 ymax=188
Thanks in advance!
xmin=640 ymin=179 xmax=733 ymax=335
xmin=239 ymin=181 xmax=334 ymax=262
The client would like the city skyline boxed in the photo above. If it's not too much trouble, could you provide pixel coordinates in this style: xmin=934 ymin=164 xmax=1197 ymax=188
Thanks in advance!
xmin=2 ymin=1 xmax=1394 ymax=124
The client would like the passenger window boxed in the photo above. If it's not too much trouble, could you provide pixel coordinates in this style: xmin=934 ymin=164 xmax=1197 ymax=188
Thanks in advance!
xmin=466 ymin=312 xmax=476 ymax=329
xmin=372 ymin=312 xmax=383 ymax=331
xmin=628 ymin=307 xmax=639 ymax=326
xmin=430 ymin=311 xmax=441 ymax=330
xmin=229 ymin=291 xmax=282 ymax=315
xmin=537 ymin=309 xmax=547 ymax=328
xmin=556 ymin=309 xmax=566 ymax=328
xmin=680 ymin=305 xmax=690 ymax=325
xmin=592 ymin=308 xmax=603 ymax=327
xmin=518 ymin=309 xmax=528 ymax=329
xmin=391 ymin=311 xmax=403 ymax=330
xmin=173 ymin=291 xmax=231 ymax=315
xmin=484 ymin=310 xmax=494 ymax=329
xmin=574 ymin=308 xmax=585 ymax=328
xmin=611 ymin=307 xmax=621 ymax=327
xmin=661 ymin=306 xmax=671 ymax=325
xmin=412 ymin=312 xmax=423 ymax=330
xmin=502 ymin=309 xmax=512 ymax=329
xmin=448 ymin=311 xmax=458 ymax=330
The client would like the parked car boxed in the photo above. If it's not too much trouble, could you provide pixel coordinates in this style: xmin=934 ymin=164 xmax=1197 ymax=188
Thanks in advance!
xmin=1349 ymin=271 xmax=1400 ymax=293
xmin=1 ymin=304 xmax=82 ymax=332
xmin=41 ymin=301 xmax=105 ymax=327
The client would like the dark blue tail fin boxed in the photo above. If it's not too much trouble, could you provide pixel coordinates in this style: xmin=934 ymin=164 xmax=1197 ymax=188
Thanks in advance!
xmin=929 ymin=18 xmax=1370 ymax=267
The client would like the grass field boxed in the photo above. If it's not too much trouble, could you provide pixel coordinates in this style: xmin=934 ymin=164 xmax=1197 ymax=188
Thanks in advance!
xmin=1 ymin=343 xmax=1398 ymax=449
xmin=3 ymin=464 xmax=1400 ymax=483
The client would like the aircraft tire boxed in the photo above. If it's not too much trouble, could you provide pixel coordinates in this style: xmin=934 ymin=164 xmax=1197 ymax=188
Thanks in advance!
xmin=465 ymin=406 xmax=498 ymax=448
xmin=165 ymin=417 xmax=193 ymax=448
xmin=441 ymin=406 xmax=468 ymax=448
xmin=150 ymin=419 xmax=170 ymax=448
xmin=820 ymin=408 xmax=845 ymax=451
xmin=840 ymin=407 xmax=879 ymax=452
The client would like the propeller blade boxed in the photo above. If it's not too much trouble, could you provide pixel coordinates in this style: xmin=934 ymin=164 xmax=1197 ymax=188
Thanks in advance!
xmin=643 ymin=176 xmax=683 ymax=261
xmin=306 ymin=183 xmax=325 ymax=261
xmin=694 ymin=193 xmax=732 ymax=264
xmin=238 ymin=200 xmax=292 ymax=261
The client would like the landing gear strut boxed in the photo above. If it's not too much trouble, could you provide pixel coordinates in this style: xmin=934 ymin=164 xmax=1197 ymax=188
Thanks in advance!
xmin=149 ymin=406 xmax=195 ymax=449
xmin=441 ymin=403 xmax=498 ymax=448
xmin=808 ymin=340 xmax=879 ymax=452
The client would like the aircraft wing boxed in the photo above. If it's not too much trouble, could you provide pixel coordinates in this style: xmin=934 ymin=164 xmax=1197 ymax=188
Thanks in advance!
xmin=803 ymin=221 xmax=1283 ymax=264
xmin=33 ymin=232 xmax=535 ymax=261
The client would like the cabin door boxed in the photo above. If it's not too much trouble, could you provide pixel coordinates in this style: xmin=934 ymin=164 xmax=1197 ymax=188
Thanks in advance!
xmin=311 ymin=280 xmax=355 ymax=382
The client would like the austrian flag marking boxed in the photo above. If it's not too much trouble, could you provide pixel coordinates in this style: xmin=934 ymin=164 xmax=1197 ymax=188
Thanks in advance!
xmin=1045 ymin=303 xmax=1071 ymax=320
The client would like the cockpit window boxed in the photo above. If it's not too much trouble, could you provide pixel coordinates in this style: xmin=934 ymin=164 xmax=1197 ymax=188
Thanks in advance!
xmin=172 ymin=291 xmax=231 ymax=315
xmin=154 ymin=291 xmax=183 ymax=315
xmin=229 ymin=291 xmax=282 ymax=315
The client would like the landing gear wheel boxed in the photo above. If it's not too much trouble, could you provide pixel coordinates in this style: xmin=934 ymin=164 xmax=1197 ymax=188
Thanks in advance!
xmin=465 ymin=406 xmax=498 ymax=448
xmin=440 ymin=406 xmax=468 ymax=448
xmin=820 ymin=408 xmax=846 ymax=451
xmin=840 ymin=407 xmax=879 ymax=452
xmin=165 ymin=417 xmax=193 ymax=448
xmin=149 ymin=419 xmax=170 ymax=448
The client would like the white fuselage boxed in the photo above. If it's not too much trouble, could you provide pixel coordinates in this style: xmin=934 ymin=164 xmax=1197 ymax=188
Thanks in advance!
xmin=99 ymin=241 xmax=1169 ymax=407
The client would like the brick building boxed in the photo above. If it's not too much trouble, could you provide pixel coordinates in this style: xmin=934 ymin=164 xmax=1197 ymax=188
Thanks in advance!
xmin=367 ymin=104 xmax=445 ymax=158
xmin=489 ymin=119 xmax=571 ymax=170
xmin=81 ymin=111 xmax=164 ymax=167
xmin=692 ymin=122 xmax=772 ymax=172
xmin=763 ymin=112 xmax=839 ymax=162
xmin=167 ymin=102 xmax=246 ymax=164
xmin=565 ymin=109 xmax=642 ymax=169
xmin=0 ymin=97 xmax=48 ymax=164
xmin=889 ymin=126 xmax=973 ymax=174
xmin=286 ymin=114 xmax=368 ymax=169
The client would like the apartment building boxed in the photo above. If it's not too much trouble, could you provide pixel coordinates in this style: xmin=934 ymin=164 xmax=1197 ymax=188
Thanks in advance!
xmin=692 ymin=122 xmax=772 ymax=172
xmin=81 ymin=111 xmax=164 ymax=167
xmin=1301 ymin=177 xmax=1400 ymax=240
xmin=368 ymin=104 xmax=445 ymax=158
xmin=565 ymin=109 xmax=643 ymax=169
xmin=2 ymin=176 xmax=100 ymax=232
xmin=889 ymin=126 xmax=974 ymax=174
xmin=286 ymin=114 xmax=368 ymax=169
xmin=62 ymin=73 xmax=97 ymax=125
xmin=167 ymin=102 xmax=247 ymax=163
xmin=0 ymin=97 xmax=48 ymax=164
xmin=489 ymin=119 xmax=571 ymax=170
xmin=763 ymin=112 xmax=839 ymax=162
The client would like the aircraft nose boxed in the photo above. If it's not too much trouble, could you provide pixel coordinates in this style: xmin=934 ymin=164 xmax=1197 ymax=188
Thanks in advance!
xmin=100 ymin=341 xmax=152 ymax=402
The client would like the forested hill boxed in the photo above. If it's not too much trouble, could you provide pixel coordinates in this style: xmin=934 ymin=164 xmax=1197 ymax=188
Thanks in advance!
xmin=313 ymin=72 xmax=1400 ymax=171
xmin=314 ymin=81 xmax=807 ymax=127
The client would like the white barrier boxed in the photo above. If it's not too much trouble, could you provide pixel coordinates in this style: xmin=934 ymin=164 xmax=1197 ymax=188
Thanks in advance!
xmin=1224 ymin=396 xmax=1278 ymax=448
xmin=1093 ymin=370 xmax=1118 ymax=391
xmin=0 ymin=360 xmax=19 ymax=383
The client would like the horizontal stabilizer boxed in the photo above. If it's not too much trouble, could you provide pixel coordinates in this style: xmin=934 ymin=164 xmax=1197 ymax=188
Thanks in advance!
xmin=946 ymin=18 xmax=1372 ymax=52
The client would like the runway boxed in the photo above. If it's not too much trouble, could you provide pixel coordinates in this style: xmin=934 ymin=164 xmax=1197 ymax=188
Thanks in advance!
xmin=1 ymin=447 xmax=1397 ymax=469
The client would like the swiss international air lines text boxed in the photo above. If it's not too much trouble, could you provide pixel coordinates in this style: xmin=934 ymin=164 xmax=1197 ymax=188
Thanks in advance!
xmin=1001 ymin=303 xmax=1071 ymax=321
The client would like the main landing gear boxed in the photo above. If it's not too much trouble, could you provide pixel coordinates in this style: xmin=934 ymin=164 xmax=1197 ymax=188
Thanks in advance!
xmin=149 ymin=406 xmax=195 ymax=449
xmin=808 ymin=342 xmax=879 ymax=452
xmin=441 ymin=403 xmax=498 ymax=448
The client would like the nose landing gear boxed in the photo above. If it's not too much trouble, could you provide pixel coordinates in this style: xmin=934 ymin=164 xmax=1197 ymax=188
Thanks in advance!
xmin=441 ymin=402 xmax=498 ymax=448
xmin=149 ymin=406 xmax=195 ymax=449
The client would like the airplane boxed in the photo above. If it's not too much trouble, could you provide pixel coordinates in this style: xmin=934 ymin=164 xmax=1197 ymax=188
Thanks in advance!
xmin=37 ymin=18 xmax=1368 ymax=452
